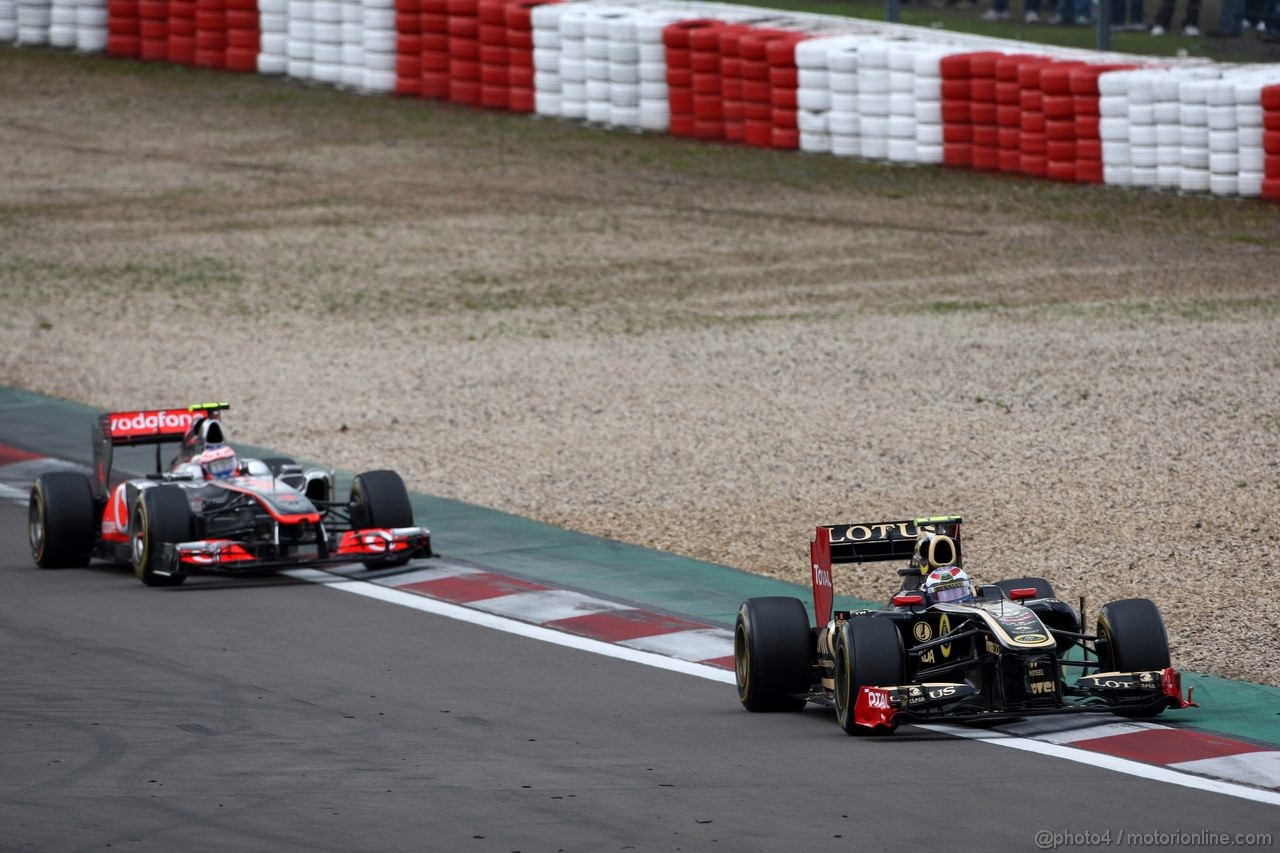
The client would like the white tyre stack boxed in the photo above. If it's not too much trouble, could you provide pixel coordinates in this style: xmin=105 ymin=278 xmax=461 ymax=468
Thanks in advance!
xmin=1178 ymin=78 xmax=1212 ymax=194
xmin=1098 ymin=69 xmax=1134 ymax=186
xmin=1127 ymin=71 xmax=1159 ymax=188
xmin=583 ymin=6 xmax=625 ymax=124
xmin=1151 ymin=72 xmax=1186 ymax=190
xmin=557 ymin=4 xmax=588 ymax=120
xmin=886 ymin=42 xmax=923 ymax=163
xmin=911 ymin=46 xmax=950 ymax=166
xmin=340 ymin=0 xmax=363 ymax=87
xmin=258 ymin=0 xmax=288 ymax=75
xmin=311 ymin=0 xmax=343 ymax=84
xmin=17 ymin=0 xmax=51 ymax=45
xmin=824 ymin=37 xmax=861 ymax=158
xmin=287 ymin=0 xmax=315 ymax=80
xmin=795 ymin=35 xmax=834 ymax=155
xmin=1203 ymin=78 xmax=1239 ymax=196
xmin=605 ymin=8 xmax=640 ymax=129
xmin=635 ymin=9 xmax=682 ymax=133
xmin=75 ymin=0 xmax=107 ymax=51
xmin=531 ymin=1 xmax=565 ymax=117
xmin=857 ymin=38 xmax=890 ymax=161
xmin=0 ymin=0 xmax=15 ymax=42
xmin=1233 ymin=77 xmax=1271 ymax=198
xmin=362 ymin=0 xmax=396 ymax=92
xmin=48 ymin=0 xmax=76 ymax=46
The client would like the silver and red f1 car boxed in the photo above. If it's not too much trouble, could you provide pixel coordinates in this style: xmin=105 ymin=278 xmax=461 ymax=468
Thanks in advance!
xmin=28 ymin=403 xmax=432 ymax=586
xmin=734 ymin=516 xmax=1195 ymax=734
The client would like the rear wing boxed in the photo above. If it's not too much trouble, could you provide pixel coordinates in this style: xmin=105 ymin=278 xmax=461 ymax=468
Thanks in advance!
xmin=91 ymin=403 xmax=230 ymax=498
xmin=809 ymin=516 xmax=962 ymax=628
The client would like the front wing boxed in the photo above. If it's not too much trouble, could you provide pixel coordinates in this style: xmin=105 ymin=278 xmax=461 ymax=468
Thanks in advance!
xmin=155 ymin=527 xmax=433 ymax=576
xmin=853 ymin=668 xmax=1197 ymax=730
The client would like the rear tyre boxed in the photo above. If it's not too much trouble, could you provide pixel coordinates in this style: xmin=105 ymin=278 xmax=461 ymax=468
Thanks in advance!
xmin=1096 ymin=598 xmax=1171 ymax=718
xmin=734 ymin=597 xmax=811 ymax=712
xmin=29 ymin=472 xmax=96 ymax=568
xmin=834 ymin=617 xmax=904 ymax=735
xmin=995 ymin=577 xmax=1056 ymax=599
xmin=350 ymin=470 xmax=414 ymax=569
xmin=131 ymin=486 xmax=192 ymax=587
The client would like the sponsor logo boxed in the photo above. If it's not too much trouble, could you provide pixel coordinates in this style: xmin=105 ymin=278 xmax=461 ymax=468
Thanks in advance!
xmin=927 ymin=686 xmax=957 ymax=700
xmin=939 ymin=613 xmax=952 ymax=659
xmin=920 ymin=649 xmax=936 ymax=664
xmin=866 ymin=689 xmax=891 ymax=710
xmin=812 ymin=564 xmax=832 ymax=588
xmin=985 ymin=638 xmax=1001 ymax=655
xmin=913 ymin=622 xmax=932 ymax=642
xmin=1084 ymin=677 xmax=1138 ymax=690
xmin=1014 ymin=633 xmax=1047 ymax=644
xmin=1030 ymin=680 xmax=1056 ymax=695
xmin=108 ymin=410 xmax=196 ymax=438
xmin=827 ymin=522 xmax=916 ymax=544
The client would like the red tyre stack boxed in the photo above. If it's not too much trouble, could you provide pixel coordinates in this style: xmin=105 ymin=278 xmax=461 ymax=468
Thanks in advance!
xmin=448 ymin=0 xmax=481 ymax=105
xmin=476 ymin=0 xmax=506 ymax=108
xmin=738 ymin=28 xmax=791 ymax=148
xmin=968 ymin=51 xmax=1002 ymax=172
xmin=1261 ymin=84 xmax=1280 ymax=201
xmin=717 ymin=23 xmax=753 ymax=144
xmin=1039 ymin=61 xmax=1086 ymax=181
xmin=193 ymin=0 xmax=226 ymax=69
xmin=1069 ymin=64 xmax=1133 ymax=184
xmin=765 ymin=32 xmax=806 ymax=150
xmin=505 ymin=0 xmax=545 ymax=112
xmin=994 ymin=54 xmax=1038 ymax=173
xmin=224 ymin=0 xmax=257 ymax=71
xmin=106 ymin=0 xmax=140 ymax=57
xmin=1016 ymin=58 xmax=1055 ymax=178
xmin=939 ymin=52 xmax=983 ymax=168
xmin=687 ymin=19 xmax=726 ymax=141
xmin=420 ymin=0 xmax=450 ymax=99
xmin=138 ymin=0 xmax=167 ymax=60
xmin=167 ymin=0 xmax=195 ymax=63
xmin=662 ymin=19 xmax=716 ymax=138
xmin=394 ymin=0 xmax=422 ymax=95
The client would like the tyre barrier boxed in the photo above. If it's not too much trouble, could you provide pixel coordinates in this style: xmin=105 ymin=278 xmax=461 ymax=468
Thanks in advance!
xmin=6 ymin=0 xmax=1280 ymax=202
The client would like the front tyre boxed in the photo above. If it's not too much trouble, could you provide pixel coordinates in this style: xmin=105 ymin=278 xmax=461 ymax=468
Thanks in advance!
xmin=734 ymin=597 xmax=811 ymax=712
xmin=29 ymin=472 xmax=97 ymax=568
xmin=1096 ymin=598 xmax=1171 ymax=718
xmin=350 ymin=470 xmax=414 ymax=569
xmin=833 ymin=617 xmax=904 ymax=735
xmin=131 ymin=486 xmax=192 ymax=587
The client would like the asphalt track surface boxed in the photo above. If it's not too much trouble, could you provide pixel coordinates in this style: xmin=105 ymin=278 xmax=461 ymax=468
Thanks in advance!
xmin=3 ymin=504 xmax=1277 ymax=852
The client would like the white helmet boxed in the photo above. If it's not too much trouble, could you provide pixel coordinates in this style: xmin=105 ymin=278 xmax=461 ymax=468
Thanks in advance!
xmin=923 ymin=566 xmax=973 ymax=604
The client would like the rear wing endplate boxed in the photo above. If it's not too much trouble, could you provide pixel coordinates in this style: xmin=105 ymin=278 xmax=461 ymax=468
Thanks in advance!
xmin=809 ymin=516 xmax=962 ymax=628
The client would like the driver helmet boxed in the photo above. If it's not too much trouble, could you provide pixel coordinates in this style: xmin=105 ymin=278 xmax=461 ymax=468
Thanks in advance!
xmin=198 ymin=444 xmax=239 ymax=480
xmin=923 ymin=566 xmax=974 ymax=604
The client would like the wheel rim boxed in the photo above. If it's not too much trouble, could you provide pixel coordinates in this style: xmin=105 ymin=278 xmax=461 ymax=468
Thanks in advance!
xmin=131 ymin=503 xmax=147 ymax=570
xmin=28 ymin=490 xmax=45 ymax=559
xmin=734 ymin=624 xmax=750 ymax=698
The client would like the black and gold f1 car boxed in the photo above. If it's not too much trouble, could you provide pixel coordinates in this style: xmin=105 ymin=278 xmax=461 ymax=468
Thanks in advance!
xmin=733 ymin=516 xmax=1195 ymax=734
xmin=28 ymin=403 xmax=431 ymax=586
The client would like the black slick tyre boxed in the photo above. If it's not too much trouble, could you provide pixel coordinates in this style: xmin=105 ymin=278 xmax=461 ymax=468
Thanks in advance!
xmin=734 ymin=597 xmax=811 ymax=712
xmin=131 ymin=486 xmax=192 ymax=587
xmin=1096 ymin=598 xmax=1171 ymax=717
xmin=29 ymin=471 xmax=96 ymax=568
xmin=833 ymin=616 xmax=905 ymax=735
xmin=350 ymin=470 xmax=414 ymax=569
xmin=995 ymin=577 xmax=1056 ymax=599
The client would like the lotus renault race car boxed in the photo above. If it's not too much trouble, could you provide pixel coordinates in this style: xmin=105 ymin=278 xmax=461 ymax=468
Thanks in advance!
xmin=734 ymin=516 xmax=1195 ymax=734
xmin=28 ymin=403 xmax=432 ymax=586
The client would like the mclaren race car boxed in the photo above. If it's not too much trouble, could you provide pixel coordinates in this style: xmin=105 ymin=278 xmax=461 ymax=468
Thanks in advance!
xmin=734 ymin=516 xmax=1195 ymax=734
xmin=28 ymin=403 xmax=432 ymax=586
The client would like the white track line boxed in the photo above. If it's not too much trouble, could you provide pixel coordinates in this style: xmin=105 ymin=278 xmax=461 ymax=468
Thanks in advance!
xmin=290 ymin=566 xmax=1280 ymax=807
